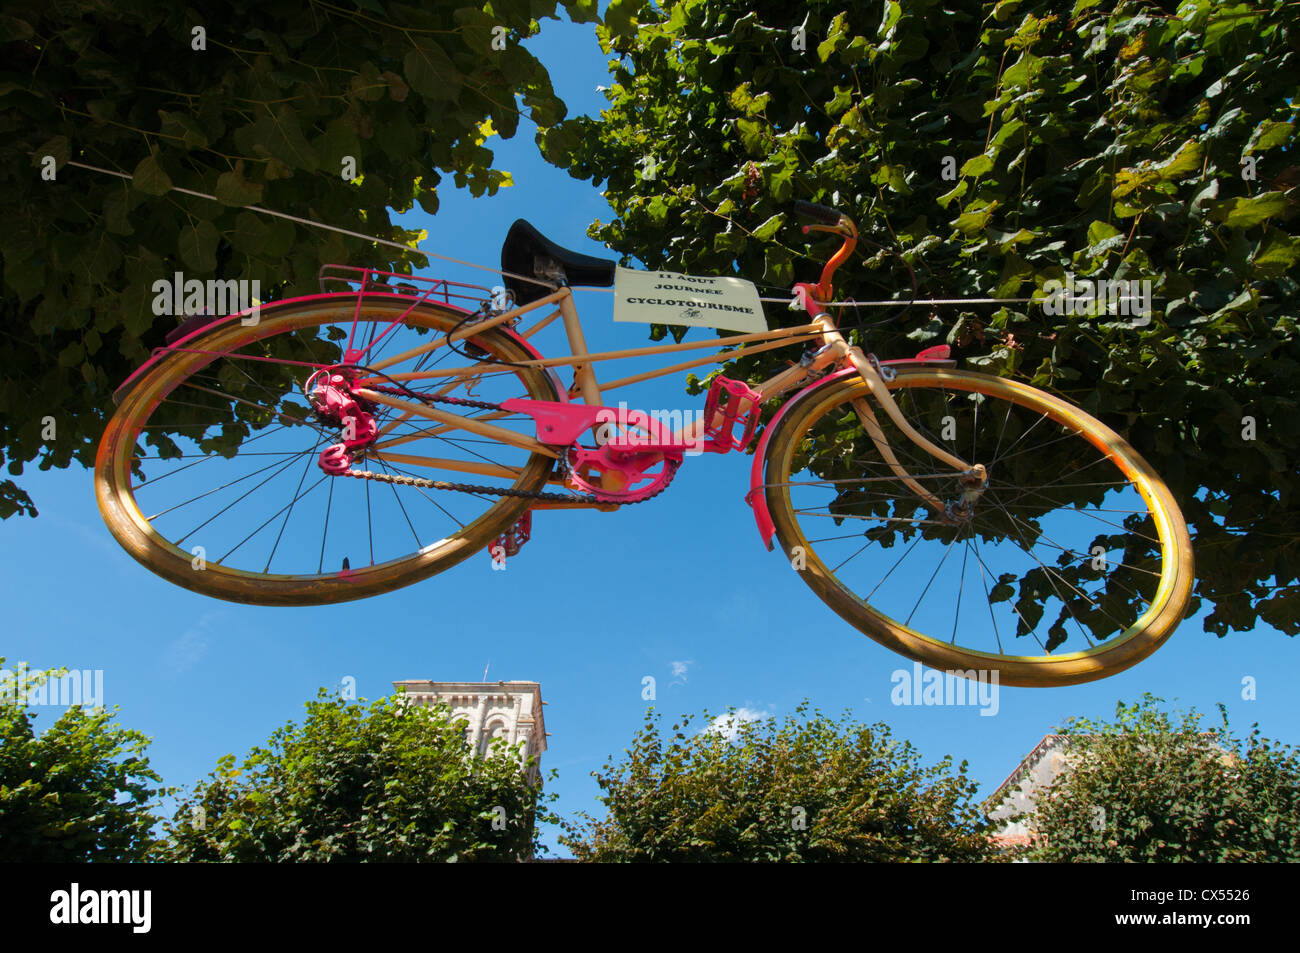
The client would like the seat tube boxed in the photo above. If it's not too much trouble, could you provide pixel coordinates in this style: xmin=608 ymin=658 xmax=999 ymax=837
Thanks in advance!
xmin=557 ymin=290 xmax=602 ymax=406
xmin=556 ymin=289 xmax=608 ymax=449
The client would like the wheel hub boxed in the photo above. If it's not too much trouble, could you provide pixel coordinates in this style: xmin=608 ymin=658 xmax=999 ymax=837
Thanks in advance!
xmin=944 ymin=464 xmax=989 ymax=523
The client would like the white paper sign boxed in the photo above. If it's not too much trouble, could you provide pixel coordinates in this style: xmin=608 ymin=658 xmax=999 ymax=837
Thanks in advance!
xmin=613 ymin=266 xmax=767 ymax=334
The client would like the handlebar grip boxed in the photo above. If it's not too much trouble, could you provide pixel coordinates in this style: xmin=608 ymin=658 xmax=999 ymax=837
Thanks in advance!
xmin=792 ymin=200 xmax=842 ymax=226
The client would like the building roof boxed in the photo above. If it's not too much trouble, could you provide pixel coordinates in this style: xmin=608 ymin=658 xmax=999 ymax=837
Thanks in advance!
xmin=984 ymin=728 xmax=1232 ymax=812
xmin=984 ymin=733 xmax=1072 ymax=812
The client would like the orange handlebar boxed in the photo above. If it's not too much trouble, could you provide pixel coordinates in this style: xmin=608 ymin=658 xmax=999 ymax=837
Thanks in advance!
xmin=801 ymin=211 xmax=858 ymax=302
xmin=815 ymin=229 xmax=856 ymax=301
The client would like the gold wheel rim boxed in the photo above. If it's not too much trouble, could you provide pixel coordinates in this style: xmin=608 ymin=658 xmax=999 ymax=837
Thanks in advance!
xmin=95 ymin=299 xmax=554 ymax=605
xmin=766 ymin=369 xmax=1194 ymax=686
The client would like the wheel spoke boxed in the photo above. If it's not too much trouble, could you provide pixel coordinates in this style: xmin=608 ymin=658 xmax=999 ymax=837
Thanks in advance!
xmin=768 ymin=371 xmax=1188 ymax=679
xmin=100 ymin=301 xmax=556 ymax=602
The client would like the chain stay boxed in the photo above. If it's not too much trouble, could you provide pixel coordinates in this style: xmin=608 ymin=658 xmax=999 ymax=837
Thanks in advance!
xmin=338 ymin=467 xmax=598 ymax=504
xmin=346 ymin=383 xmax=673 ymax=505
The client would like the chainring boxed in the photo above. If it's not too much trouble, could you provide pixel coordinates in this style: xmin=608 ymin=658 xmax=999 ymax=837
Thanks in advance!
xmin=563 ymin=444 xmax=682 ymax=503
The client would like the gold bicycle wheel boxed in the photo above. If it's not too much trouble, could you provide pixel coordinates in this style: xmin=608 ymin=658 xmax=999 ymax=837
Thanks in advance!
xmin=763 ymin=368 xmax=1194 ymax=686
xmin=96 ymin=296 xmax=559 ymax=605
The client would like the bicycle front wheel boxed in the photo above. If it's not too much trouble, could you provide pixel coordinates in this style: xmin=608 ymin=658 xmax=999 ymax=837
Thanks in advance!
xmin=96 ymin=296 xmax=560 ymax=605
xmin=763 ymin=368 xmax=1194 ymax=686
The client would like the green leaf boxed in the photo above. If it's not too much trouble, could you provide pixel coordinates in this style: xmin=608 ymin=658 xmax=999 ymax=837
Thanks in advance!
xmin=880 ymin=1 xmax=903 ymax=35
xmin=994 ymin=0 xmax=1023 ymax=23
xmin=961 ymin=155 xmax=993 ymax=178
xmin=1190 ymin=179 xmax=1220 ymax=218
xmin=736 ymin=118 xmax=767 ymax=155
xmin=768 ymin=168 xmax=793 ymax=203
xmin=403 ymin=43 xmax=463 ymax=102
xmin=991 ymin=119 xmax=1025 ymax=149
xmin=604 ymin=0 xmax=640 ymax=39
xmin=990 ymin=227 xmax=1036 ymax=252
xmin=952 ymin=202 xmax=997 ymax=236
xmin=158 ymin=110 xmax=210 ymax=150
xmin=178 ymin=221 xmax=219 ymax=273
xmin=1154 ymin=139 xmax=1203 ymax=181
xmin=317 ymin=119 xmax=362 ymax=172
xmin=102 ymin=190 xmax=134 ymax=236
xmin=261 ymin=106 xmax=320 ymax=172
xmin=752 ymin=213 xmax=784 ymax=241
xmin=1214 ymin=191 xmax=1290 ymax=229
xmin=568 ymin=0 xmax=600 ymax=24
xmin=817 ymin=12 xmax=849 ymax=63
xmin=215 ymin=169 xmax=264 ymax=207
xmin=1245 ymin=120 xmax=1294 ymax=153
xmin=1001 ymin=52 xmax=1042 ymax=89
xmin=349 ymin=61 xmax=386 ymax=102
xmin=230 ymin=212 xmax=268 ymax=255
xmin=0 ymin=15 xmax=35 ymax=42
xmin=871 ymin=164 xmax=910 ymax=194
xmin=31 ymin=135 xmax=70 ymax=169
xmin=1251 ymin=228 xmax=1300 ymax=279
xmin=130 ymin=154 xmax=172 ymax=195
xmin=1086 ymin=220 xmax=1125 ymax=257
xmin=5 ymin=257 xmax=43 ymax=302
xmin=85 ymin=234 xmax=122 ymax=282
xmin=936 ymin=180 xmax=967 ymax=209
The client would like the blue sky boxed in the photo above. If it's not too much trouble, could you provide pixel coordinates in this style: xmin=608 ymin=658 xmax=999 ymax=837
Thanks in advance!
xmin=4 ymin=14 xmax=1297 ymax=857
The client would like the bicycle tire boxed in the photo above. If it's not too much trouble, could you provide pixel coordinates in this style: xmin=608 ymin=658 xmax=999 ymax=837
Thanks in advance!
xmin=95 ymin=296 xmax=559 ymax=605
xmin=762 ymin=368 xmax=1194 ymax=686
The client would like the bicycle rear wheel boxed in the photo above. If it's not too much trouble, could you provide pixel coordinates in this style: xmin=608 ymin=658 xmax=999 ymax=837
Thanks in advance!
xmin=96 ymin=296 xmax=560 ymax=605
xmin=762 ymin=368 xmax=1194 ymax=686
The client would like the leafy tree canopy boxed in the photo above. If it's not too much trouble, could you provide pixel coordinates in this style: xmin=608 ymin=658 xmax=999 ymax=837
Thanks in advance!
xmin=159 ymin=689 xmax=550 ymax=861
xmin=541 ymin=0 xmax=1300 ymax=639
xmin=0 ymin=0 xmax=597 ymax=518
xmin=0 ymin=659 xmax=162 ymax=862
xmin=1016 ymin=694 xmax=1300 ymax=861
xmin=561 ymin=703 xmax=1000 ymax=861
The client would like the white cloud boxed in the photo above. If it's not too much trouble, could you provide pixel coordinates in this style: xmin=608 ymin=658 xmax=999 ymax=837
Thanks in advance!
xmin=165 ymin=630 xmax=208 ymax=673
xmin=163 ymin=611 xmax=221 ymax=673
xmin=669 ymin=659 xmax=691 ymax=685
xmin=703 ymin=707 xmax=766 ymax=742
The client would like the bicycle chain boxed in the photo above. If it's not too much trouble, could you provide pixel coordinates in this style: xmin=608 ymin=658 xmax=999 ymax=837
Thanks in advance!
xmin=337 ymin=467 xmax=599 ymax=504
xmin=340 ymin=383 xmax=677 ymax=506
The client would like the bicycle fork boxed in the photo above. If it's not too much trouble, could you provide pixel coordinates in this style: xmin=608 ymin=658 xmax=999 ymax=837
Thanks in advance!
xmin=766 ymin=290 xmax=989 ymax=523
xmin=843 ymin=343 xmax=988 ymax=521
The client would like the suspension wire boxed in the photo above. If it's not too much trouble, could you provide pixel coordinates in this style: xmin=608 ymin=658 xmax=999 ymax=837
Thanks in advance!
xmin=60 ymin=158 xmax=1164 ymax=311
xmin=572 ymin=286 xmax=1047 ymax=307
xmin=61 ymin=159 xmax=557 ymax=290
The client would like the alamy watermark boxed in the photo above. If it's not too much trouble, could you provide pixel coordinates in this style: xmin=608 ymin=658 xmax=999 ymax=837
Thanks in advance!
xmin=49 ymin=883 xmax=150 ymax=933
xmin=890 ymin=662 xmax=999 ymax=716
xmin=594 ymin=401 xmax=706 ymax=456
xmin=1 ymin=663 xmax=104 ymax=708
xmin=152 ymin=271 xmax=261 ymax=325
xmin=1041 ymin=273 xmax=1152 ymax=327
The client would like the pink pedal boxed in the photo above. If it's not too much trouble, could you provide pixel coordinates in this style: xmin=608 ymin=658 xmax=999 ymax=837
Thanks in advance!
xmin=704 ymin=376 xmax=762 ymax=453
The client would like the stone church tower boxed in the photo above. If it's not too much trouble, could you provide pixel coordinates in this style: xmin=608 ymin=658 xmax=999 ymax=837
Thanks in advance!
xmin=392 ymin=679 xmax=547 ymax=783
